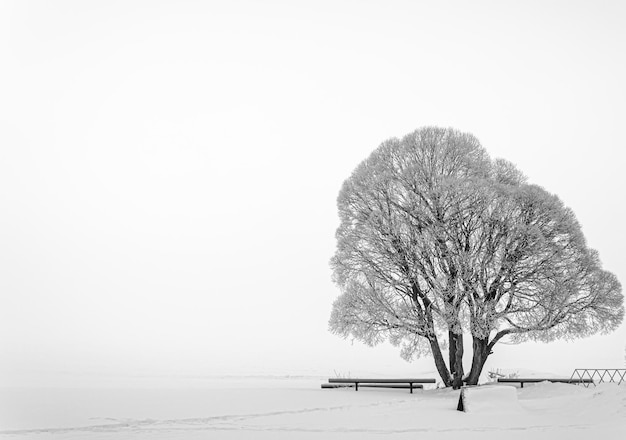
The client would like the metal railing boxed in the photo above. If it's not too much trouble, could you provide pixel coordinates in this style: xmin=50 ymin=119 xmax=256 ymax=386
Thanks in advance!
xmin=569 ymin=369 xmax=626 ymax=387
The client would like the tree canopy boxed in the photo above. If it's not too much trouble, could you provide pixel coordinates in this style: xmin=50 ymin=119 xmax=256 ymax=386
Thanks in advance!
xmin=329 ymin=126 xmax=623 ymax=388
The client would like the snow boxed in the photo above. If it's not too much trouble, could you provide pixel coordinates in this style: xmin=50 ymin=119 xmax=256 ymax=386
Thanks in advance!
xmin=458 ymin=385 xmax=521 ymax=413
xmin=1 ymin=376 xmax=625 ymax=439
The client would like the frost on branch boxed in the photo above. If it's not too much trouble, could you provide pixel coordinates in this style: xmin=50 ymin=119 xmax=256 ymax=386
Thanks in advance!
xmin=329 ymin=278 xmax=439 ymax=356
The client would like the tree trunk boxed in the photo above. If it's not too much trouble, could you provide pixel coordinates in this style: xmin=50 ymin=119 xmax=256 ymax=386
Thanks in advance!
xmin=448 ymin=331 xmax=464 ymax=389
xmin=465 ymin=336 xmax=490 ymax=385
xmin=428 ymin=334 xmax=452 ymax=387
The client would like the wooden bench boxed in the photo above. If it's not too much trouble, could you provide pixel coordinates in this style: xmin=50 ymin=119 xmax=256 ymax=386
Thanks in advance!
xmin=321 ymin=383 xmax=424 ymax=390
xmin=323 ymin=378 xmax=436 ymax=393
xmin=496 ymin=378 xmax=594 ymax=388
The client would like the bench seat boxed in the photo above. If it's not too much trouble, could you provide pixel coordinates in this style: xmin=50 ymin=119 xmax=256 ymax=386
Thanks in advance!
xmin=324 ymin=378 xmax=435 ymax=393
xmin=496 ymin=378 xmax=594 ymax=388
xmin=321 ymin=383 xmax=424 ymax=389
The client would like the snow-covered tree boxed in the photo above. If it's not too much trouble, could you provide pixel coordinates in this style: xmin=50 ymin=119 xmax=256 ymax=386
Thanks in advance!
xmin=329 ymin=126 xmax=624 ymax=388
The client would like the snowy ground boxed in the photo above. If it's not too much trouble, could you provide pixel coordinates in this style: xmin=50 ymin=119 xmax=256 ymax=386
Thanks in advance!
xmin=1 ymin=377 xmax=625 ymax=439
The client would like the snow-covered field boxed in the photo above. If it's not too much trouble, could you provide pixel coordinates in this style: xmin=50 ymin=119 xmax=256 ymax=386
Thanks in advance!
xmin=1 ymin=377 xmax=625 ymax=439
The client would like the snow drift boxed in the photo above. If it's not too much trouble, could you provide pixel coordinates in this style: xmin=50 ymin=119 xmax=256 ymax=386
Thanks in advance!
xmin=457 ymin=385 xmax=522 ymax=413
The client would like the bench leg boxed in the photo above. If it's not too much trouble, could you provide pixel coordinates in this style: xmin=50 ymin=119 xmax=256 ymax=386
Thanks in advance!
xmin=355 ymin=383 xmax=358 ymax=391
xmin=521 ymin=383 xmax=524 ymax=388
xmin=410 ymin=383 xmax=413 ymax=394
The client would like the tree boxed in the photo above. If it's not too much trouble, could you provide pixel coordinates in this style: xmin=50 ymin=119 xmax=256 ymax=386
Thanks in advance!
xmin=329 ymin=126 xmax=623 ymax=388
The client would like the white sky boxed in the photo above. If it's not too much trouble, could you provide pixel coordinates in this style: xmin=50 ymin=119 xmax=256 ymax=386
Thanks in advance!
xmin=1 ymin=0 xmax=625 ymax=386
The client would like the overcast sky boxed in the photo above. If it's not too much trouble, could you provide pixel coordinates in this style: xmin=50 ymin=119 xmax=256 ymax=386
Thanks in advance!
xmin=1 ymin=0 xmax=625 ymax=387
